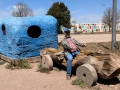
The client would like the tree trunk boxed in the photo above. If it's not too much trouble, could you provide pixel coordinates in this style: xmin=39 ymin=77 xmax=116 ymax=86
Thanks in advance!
xmin=109 ymin=25 xmax=111 ymax=32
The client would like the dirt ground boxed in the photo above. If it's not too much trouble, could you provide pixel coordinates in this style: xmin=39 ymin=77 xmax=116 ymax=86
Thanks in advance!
xmin=0 ymin=62 xmax=82 ymax=90
xmin=1 ymin=62 xmax=120 ymax=90
xmin=0 ymin=34 xmax=120 ymax=90
xmin=58 ymin=34 xmax=120 ymax=43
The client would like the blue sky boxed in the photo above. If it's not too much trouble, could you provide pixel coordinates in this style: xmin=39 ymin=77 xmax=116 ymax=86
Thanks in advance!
xmin=0 ymin=0 xmax=120 ymax=23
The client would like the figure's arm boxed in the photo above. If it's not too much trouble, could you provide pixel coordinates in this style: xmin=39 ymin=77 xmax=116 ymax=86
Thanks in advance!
xmin=72 ymin=38 xmax=86 ymax=47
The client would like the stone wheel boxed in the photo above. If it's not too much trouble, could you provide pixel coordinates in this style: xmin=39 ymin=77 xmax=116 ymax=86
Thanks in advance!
xmin=76 ymin=64 xmax=98 ymax=87
xmin=42 ymin=55 xmax=53 ymax=70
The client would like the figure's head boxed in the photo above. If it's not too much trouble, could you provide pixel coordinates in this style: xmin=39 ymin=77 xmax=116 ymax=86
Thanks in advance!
xmin=63 ymin=28 xmax=70 ymax=38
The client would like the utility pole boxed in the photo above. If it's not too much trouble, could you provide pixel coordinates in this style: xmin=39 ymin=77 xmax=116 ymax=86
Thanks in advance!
xmin=112 ymin=0 xmax=117 ymax=50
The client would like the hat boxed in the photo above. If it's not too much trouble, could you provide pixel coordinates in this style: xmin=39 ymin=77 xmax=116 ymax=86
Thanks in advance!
xmin=63 ymin=27 xmax=70 ymax=32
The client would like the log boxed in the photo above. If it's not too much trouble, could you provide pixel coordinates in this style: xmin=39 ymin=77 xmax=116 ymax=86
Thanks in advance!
xmin=74 ymin=53 xmax=120 ymax=79
xmin=40 ymin=48 xmax=65 ymax=65
xmin=42 ymin=55 xmax=53 ymax=70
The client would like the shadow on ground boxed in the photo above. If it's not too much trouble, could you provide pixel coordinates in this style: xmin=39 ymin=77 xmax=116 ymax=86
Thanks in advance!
xmin=97 ymin=76 xmax=120 ymax=85
xmin=53 ymin=62 xmax=66 ymax=71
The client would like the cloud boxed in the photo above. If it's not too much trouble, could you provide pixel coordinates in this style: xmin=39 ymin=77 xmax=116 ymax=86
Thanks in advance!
xmin=0 ymin=7 xmax=47 ymax=19
xmin=7 ymin=6 xmax=14 ymax=10
xmin=12 ymin=5 xmax=47 ymax=15
xmin=0 ymin=5 xmax=13 ymax=19
xmin=13 ymin=5 xmax=18 ymax=9
xmin=34 ymin=8 xmax=47 ymax=15
xmin=72 ymin=12 xmax=102 ymax=23
xmin=0 ymin=11 xmax=12 ymax=19
xmin=13 ymin=5 xmax=23 ymax=10
xmin=49 ymin=0 xmax=54 ymax=4
xmin=71 ymin=10 xmax=82 ymax=14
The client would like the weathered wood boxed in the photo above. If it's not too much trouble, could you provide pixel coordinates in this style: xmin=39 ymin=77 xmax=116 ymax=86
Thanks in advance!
xmin=93 ymin=53 xmax=120 ymax=79
xmin=40 ymin=48 xmax=65 ymax=65
xmin=73 ymin=53 xmax=120 ymax=79
xmin=42 ymin=55 xmax=53 ymax=70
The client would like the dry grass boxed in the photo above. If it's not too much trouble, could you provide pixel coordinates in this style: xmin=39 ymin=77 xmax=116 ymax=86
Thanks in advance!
xmin=58 ymin=41 xmax=120 ymax=56
xmin=80 ymin=41 xmax=120 ymax=56
xmin=6 ymin=59 xmax=32 ymax=70
xmin=37 ymin=61 xmax=50 ymax=74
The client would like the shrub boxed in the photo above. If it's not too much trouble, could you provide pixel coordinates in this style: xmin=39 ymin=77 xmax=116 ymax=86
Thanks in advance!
xmin=72 ymin=78 xmax=87 ymax=88
xmin=0 ymin=60 xmax=6 ymax=65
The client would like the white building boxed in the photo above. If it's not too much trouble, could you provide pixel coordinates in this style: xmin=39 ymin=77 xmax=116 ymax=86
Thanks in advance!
xmin=116 ymin=21 xmax=120 ymax=31
xmin=70 ymin=19 xmax=109 ymax=33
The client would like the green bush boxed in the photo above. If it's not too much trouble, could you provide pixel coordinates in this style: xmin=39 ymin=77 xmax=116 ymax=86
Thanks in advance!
xmin=72 ymin=78 xmax=87 ymax=88
xmin=0 ymin=60 xmax=6 ymax=65
xmin=53 ymin=67 xmax=60 ymax=72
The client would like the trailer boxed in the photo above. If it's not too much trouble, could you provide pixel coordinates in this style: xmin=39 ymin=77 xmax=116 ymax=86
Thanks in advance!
xmin=40 ymin=48 xmax=120 ymax=87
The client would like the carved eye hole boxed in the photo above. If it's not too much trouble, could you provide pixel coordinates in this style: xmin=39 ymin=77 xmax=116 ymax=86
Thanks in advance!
xmin=1 ymin=24 xmax=6 ymax=35
xmin=27 ymin=25 xmax=41 ymax=38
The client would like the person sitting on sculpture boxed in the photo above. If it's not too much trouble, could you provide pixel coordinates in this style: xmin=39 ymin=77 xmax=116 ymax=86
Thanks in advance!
xmin=61 ymin=27 xmax=86 ymax=80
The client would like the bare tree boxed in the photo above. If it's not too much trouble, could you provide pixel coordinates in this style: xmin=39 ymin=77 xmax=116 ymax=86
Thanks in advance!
xmin=102 ymin=7 xmax=120 ymax=32
xmin=12 ymin=2 xmax=34 ymax=17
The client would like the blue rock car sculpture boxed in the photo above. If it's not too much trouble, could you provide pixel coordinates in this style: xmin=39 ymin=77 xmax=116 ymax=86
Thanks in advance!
xmin=0 ymin=15 xmax=58 ymax=60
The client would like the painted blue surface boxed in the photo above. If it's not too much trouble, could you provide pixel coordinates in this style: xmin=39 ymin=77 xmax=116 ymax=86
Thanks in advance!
xmin=0 ymin=15 xmax=58 ymax=60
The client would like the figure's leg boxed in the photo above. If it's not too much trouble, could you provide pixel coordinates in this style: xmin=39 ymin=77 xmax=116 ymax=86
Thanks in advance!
xmin=74 ymin=51 xmax=79 ymax=55
xmin=71 ymin=51 xmax=79 ymax=56
xmin=66 ymin=53 xmax=73 ymax=76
